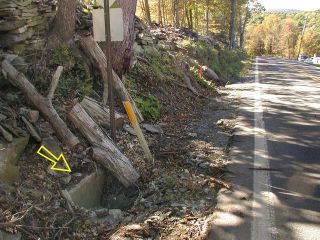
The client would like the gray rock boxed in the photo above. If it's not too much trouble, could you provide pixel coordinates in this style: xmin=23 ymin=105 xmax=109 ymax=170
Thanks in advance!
xmin=188 ymin=132 xmax=198 ymax=138
xmin=108 ymin=209 xmax=123 ymax=225
xmin=61 ymin=175 xmax=72 ymax=184
xmin=133 ymin=42 xmax=144 ymax=55
xmin=199 ymin=162 xmax=209 ymax=169
xmin=0 ymin=136 xmax=29 ymax=184
xmin=0 ymin=231 xmax=21 ymax=240
xmin=90 ymin=209 xmax=123 ymax=227
xmin=0 ymin=113 xmax=7 ymax=121
xmin=123 ymin=124 xmax=136 ymax=136
xmin=217 ymin=119 xmax=224 ymax=126
xmin=178 ymin=188 xmax=188 ymax=193
xmin=143 ymin=124 xmax=163 ymax=134
xmin=73 ymin=172 xmax=82 ymax=178
xmin=41 ymin=137 xmax=61 ymax=157
xmin=171 ymin=203 xmax=187 ymax=208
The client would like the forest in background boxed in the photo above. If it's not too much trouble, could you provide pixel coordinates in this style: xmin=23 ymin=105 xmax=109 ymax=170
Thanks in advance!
xmin=136 ymin=0 xmax=264 ymax=49
xmin=246 ymin=10 xmax=320 ymax=58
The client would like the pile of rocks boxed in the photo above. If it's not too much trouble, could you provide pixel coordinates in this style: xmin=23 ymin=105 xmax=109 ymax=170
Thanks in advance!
xmin=133 ymin=17 xmax=219 ymax=56
xmin=0 ymin=0 xmax=56 ymax=53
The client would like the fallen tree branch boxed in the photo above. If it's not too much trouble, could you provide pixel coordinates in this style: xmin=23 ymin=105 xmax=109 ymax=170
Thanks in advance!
xmin=78 ymin=35 xmax=144 ymax=122
xmin=80 ymin=96 xmax=125 ymax=129
xmin=168 ymin=52 xmax=199 ymax=95
xmin=48 ymin=66 xmax=64 ymax=99
xmin=1 ymin=60 xmax=79 ymax=148
xmin=21 ymin=116 xmax=41 ymax=142
xmin=68 ymin=103 xmax=139 ymax=187
xmin=0 ymin=125 xmax=13 ymax=142
xmin=136 ymin=56 xmax=151 ymax=66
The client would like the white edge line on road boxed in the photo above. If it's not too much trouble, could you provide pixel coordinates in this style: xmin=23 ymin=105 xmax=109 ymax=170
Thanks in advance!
xmin=251 ymin=58 xmax=277 ymax=240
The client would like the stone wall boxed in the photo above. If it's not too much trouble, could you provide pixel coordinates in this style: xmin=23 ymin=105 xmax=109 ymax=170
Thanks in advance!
xmin=0 ymin=0 xmax=57 ymax=53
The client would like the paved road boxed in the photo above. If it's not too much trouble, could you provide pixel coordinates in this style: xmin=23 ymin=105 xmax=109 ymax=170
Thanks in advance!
xmin=208 ymin=58 xmax=320 ymax=240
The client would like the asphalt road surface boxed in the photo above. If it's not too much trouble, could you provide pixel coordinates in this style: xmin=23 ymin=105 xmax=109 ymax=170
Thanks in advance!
xmin=208 ymin=58 xmax=320 ymax=240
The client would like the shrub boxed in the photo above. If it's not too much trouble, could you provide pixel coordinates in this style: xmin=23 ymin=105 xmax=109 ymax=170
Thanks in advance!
xmin=135 ymin=95 xmax=161 ymax=121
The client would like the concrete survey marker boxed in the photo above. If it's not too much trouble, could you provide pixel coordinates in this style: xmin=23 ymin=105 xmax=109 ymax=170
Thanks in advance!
xmin=93 ymin=0 xmax=124 ymax=42
xmin=67 ymin=168 xmax=106 ymax=209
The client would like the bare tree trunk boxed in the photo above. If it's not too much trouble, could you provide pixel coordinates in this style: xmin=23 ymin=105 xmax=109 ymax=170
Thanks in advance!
xmin=182 ymin=0 xmax=187 ymax=27
xmin=158 ymin=0 xmax=163 ymax=25
xmin=48 ymin=0 xmax=77 ymax=47
xmin=174 ymin=0 xmax=180 ymax=28
xmin=162 ymin=0 xmax=166 ymax=24
xmin=144 ymin=0 xmax=152 ymax=24
xmin=206 ymin=0 xmax=210 ymax=35
xmin=229 ymin=0 xmax=237 ymax=49
xmin=112 ymin=0 xmax=137 ymax=75
xmin=195 ymin=3 xmax=199 ymax=31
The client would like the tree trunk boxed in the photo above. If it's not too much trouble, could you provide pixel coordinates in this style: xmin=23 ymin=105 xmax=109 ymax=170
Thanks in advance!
xmin=80 ymin=97 xmax=125 ymax=129
xmin=158 ymin=0 xmax=163 ymax=25
xmin=229 ymin=0 xmax=237 ymax=49
xmin=206 ymin=0 xmax=210 ymax=35
xmin=111 ymin=0 xmax=137 ymax=75
xmin=1 ymin=60 xmax=79 ymax=149
xmin=68 ymin=103 xmax=140 ymax=187
xmin=48 ymin=0 xmax=77 ymax=47
xmin=182 ymin=0 xmax=187 ymax=27
xmin=162 ymin=0 xmax=166 ymax=24
xmin=144 ymin=0 xmax=152 ymax=24
xmin=174 ymin=0 xmax=180 ymax=28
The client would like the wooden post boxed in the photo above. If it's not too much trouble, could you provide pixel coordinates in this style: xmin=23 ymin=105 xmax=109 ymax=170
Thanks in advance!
xmin=104 ymin=0 xmax=116 ymax=140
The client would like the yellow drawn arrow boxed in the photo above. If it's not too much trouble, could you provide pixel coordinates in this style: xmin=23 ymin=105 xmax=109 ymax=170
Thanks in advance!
xmin=37 ymin=145 xmax=72 ymax=173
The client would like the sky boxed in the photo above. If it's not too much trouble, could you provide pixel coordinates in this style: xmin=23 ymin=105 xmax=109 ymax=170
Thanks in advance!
xmin=258 ymin=0 xmax=320 ymax=11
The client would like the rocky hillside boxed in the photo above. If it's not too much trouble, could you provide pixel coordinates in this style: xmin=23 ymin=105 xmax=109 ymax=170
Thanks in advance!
xmin=0 ymin=7 xmax=249 ymax=239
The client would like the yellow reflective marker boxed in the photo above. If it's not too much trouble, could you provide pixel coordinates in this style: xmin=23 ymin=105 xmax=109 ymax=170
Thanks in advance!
xmin=37 ymin=145 xmax=72 ymax=172
xmin=123 ymin=101 xmax=138 ymax=125
xmin=123 ymin=101 xmax=153 ymax=162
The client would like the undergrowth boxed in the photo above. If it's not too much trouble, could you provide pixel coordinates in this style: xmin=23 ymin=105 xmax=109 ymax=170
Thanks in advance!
xmin=135 ymin=95 xmax=161 ymax=121
xmin=52 ymin=45 xmax=93 ymax=99
xmin=180 ymin=39 xmax=250 ymax=82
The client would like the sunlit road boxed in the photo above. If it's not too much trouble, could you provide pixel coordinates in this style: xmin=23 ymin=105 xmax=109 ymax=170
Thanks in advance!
xmin=208 ymin=58 xmax=320 ymax=240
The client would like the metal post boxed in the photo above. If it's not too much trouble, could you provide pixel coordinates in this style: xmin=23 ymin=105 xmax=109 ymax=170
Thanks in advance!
xmin=104 ymin=0 xmax=116 ymax=140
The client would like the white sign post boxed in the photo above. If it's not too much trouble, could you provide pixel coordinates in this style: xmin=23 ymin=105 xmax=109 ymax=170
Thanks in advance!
xmin=93 ymin=0 xmax=124 ymax=42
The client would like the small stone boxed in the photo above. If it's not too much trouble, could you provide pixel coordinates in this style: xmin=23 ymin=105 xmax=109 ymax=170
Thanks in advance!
xmin=188 ymin=133 xmax=198 ymax=138
xmin=19 ymin=108 xmax=39 ymax=123
xmin=143 ymin=124 xmax=163 ymax=134
xmin=123 ymin=124 xmax=136 ymax=136
xmin=217 ymin=119 xmax=224 ymax=126
xmin=0 ymin=230 xmax=22 ymax=240
xmin=73 ymin=173 xmax=82 ymax=177
xmin=0 ymin=113 xmax=7 ymax=121
xmin=178 ymin=188 xmax=188 ymax=193
xmin=61 ymin=175 xmax=72 ymax=184
xmin=108 ymin=209 xmax=123 ymax=226
xmin=122 ymin=215 xmax=133 ymax=224
xmin=199 ymin=163 xmax=209 ymax=169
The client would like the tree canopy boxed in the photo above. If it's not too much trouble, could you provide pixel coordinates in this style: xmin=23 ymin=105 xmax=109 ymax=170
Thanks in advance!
xmin=246 ymin=10 xmax=320 ymax=57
